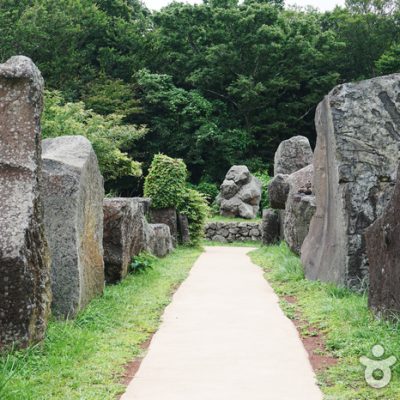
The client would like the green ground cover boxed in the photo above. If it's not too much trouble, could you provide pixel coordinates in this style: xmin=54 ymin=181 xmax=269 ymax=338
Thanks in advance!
xmin=250 ymin=243 xmax=400 ymax=400
xmin=0 ymin=247 xmax=202 ymax=400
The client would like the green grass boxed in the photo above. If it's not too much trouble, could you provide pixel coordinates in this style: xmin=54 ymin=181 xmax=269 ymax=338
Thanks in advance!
xmin=207 ymin=215 xmax=262 ymax=223
xmin=250 ymin=243 xmax=400 ymax=400
xmin=0 ymin=247 xmax=202 ymax=400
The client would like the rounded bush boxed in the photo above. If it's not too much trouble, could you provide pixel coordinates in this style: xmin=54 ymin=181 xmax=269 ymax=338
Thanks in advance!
xmin=144 ymin=154 xmax=188 ymax=209
xmin=179 ymin=188 xmax=210 ymax=245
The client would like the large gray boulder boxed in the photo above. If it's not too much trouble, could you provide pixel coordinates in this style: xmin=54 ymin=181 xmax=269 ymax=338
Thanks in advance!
xmin=268 ymin=174 xmax=290 ymax=210
xmin=42 ymin=136 xmax=105 ymax=319
xmin=302 ymin=74 xmax=400 ymax=287
xmin=283 ymin=165 xmax=316 ymax=254
xmin=218 ymin=166 xmax=262 ymax=219
xmin=274 ymin=136 xmax=313 ymax=176
xmin=365 ymin=164 xmax=400 ymax=315
xmin=0 ymin=56 xmax=51 ymax=348
xmin=103 ymin=198 xmax=144 ymax=283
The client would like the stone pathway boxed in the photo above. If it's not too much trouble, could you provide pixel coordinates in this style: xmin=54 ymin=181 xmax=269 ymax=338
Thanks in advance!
xmin=121 ymin=247 xmax=322 ymax=400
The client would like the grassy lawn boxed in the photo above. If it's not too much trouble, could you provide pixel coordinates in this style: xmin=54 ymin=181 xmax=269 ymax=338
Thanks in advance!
xmin=250 ymin=243 xmax=400 ymax=400
xmin=0 ymin=247 xmax=202 ymax=400
xmin=207 ymin=215 xmax=262 ymax=223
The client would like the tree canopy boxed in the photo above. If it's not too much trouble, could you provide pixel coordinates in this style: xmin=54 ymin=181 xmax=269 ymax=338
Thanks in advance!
xmin=1 ymin=0 xmax=400 ymax=192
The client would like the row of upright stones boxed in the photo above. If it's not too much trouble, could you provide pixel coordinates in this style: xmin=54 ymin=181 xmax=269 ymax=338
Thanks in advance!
xmin=0 ymin=57 xmax=174 ymax=348
xmin=267 ymin=72 xmax=400 ymax=316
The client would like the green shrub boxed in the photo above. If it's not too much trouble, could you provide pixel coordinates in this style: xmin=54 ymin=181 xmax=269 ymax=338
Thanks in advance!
xmin=198 ymin=181 xmax=219 ymax=204
xmin=144 ymin=154 xmax=188 ymax=209
xmin=129 ymin=252 xmax=157 ymax=274
xmin=179 ymin=188 xmax=210 ymax=245
xmin=190 ymin=180 xmax=219 ymax=205
xmin=254 ymin=170 xmax=271 ymax=211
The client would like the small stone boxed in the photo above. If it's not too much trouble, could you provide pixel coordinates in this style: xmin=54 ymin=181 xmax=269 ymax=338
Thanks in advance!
xmin=146 ymin=224 xmax=173 ymax=257
xmin=212 ymin=235 xmax=227 ymax=243
xmin=149 ymin=207 xmax=178 ymax=246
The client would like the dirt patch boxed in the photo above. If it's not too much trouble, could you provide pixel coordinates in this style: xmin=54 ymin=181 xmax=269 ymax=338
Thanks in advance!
xmin=284 ymin=295 xmax=338 ymax=372
xmin=118 ymin=334 xmax=154 ymax=392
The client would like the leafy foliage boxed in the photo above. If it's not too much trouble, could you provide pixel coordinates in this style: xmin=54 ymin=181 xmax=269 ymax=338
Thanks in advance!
xmin=253 ymin=170 xmax=271 ymax=210
xmin=129 ymin=252 xmax=157 ymax=274
xmin=143 ymin=154 xmax=188 ymax=209
xmin=179 ymin=188 xmax=210 ymax=245
xmin=42 ymin=91 xmax=147 ymax=185
xmin=190 ymin=180 xmax=220 ymax=205
xmin=2 ymin=0 xmax=400 ymax=191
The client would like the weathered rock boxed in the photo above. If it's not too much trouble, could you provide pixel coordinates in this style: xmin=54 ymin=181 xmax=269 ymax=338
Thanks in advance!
xmin=42 ymin=136 xmax=104 ymax=318
xmin=283 ymin=165 xmax=316 ymax=254
xmin=212 ymin=235 xmax=228 ymax=243
xmin=178 ymin=213 xmax=191 ymax=244
xmin=274 ymin=136 xmax=313 ymax=175
xmin=261 ymin=210 xmax=280 ymax=245
xmin=268 ymin=174 xmax=290 ymax=209
xmin=146 ymin=224 xmax=173 ymax=257
xmin=284 ymin=195 xmax=316 ymax=255
xmin=129 ymin=198 xmax=150 ymax=257
xmin=103 ymin=198 xmax=142 ymax=284
xmin=302 ymin=74 xmax=400 ymax=287
xmin=149 ymin=207 xmax=178 ymax=246
xmin=0 ymin=56 xmax=51 ymax=348
xmin=220 ymin=179 xmax=239 ymax=199
xmin=226 ymin=165 xmax=251 ymax=184
xmin=132 ymin=197 xmax=151 ymax=215
xmin=219 ymin=166 xmax=262 ymax=219
xmin=366 ymin=164 xmax=400 ymax=315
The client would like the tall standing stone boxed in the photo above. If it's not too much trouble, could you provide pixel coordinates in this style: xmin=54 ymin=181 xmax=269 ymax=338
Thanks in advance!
xmin=302 ymin=75 xmax=400 ymax=287
xmin=42 ymin=136 xmax=105 ymax=318
xmin=0 ymin=56 xmax=51 ymax=348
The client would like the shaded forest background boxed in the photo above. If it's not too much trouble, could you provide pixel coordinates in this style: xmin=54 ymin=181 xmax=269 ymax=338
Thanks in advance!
xmin=1 ymin=0 xmax=400 ymax=194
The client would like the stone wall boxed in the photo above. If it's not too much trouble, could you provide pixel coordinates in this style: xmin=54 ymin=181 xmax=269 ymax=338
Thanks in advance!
xmin=205 ymin=221 xmax=262 ymax=242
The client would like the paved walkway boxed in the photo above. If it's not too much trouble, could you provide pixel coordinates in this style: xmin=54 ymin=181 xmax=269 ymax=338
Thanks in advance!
xmin=121 ymin=247 xmax=322 ymax=400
